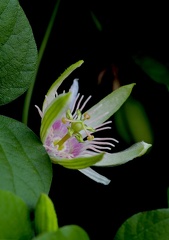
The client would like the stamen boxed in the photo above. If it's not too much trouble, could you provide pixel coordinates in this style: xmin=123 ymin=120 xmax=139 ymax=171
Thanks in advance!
xmin=87 ymin=135 xmax=94 ymax=140
xmin=84 ymin=112 xmax=90 ymax=120
xmin=83 ymin=128 xmax=93 ymax=140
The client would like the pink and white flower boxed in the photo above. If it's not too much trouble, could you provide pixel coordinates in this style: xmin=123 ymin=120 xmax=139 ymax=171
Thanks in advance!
xmin=36 ymin=60 xmax=151 ymax=185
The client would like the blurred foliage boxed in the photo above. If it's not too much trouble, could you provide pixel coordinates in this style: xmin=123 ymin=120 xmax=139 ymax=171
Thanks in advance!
xmin=114 ymin=97 xmax=154 ymax=144
xmin=134 ymin=55 xmax=169 ymax=90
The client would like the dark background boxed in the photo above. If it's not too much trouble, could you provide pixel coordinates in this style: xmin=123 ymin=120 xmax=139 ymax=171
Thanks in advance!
xmin=1 ymin=1 xmax=169 ymax=239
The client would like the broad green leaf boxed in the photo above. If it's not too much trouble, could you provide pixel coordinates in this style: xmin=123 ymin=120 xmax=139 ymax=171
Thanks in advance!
xmin=114 ymin=208 xmax=169 ymax=240
xmin=35 ymin=193 xmax=58 ymax=235
xmin=133 ymin=55 xmax=169 ymax=90
xmin=51 ymin=153 xmax=104 ymax=169
xmin=0 ymin=189 xmax=33 ymax=239
xmin=114 ymin=97 xmax=154 ymax=144
xmin=94 ymin=141 xmax=151 ymax=166
xmin=86 ymin=84 xmax=135 ymax=129
xmin=0 ymin=0 xmax=38 ymax=105
xmin=42 ymin=60 xmax=84 ymax=113
xmin=33 ymin=225 xmax=90 ymax=240
xmin=0 ymin=115 xmax=52 ymax=208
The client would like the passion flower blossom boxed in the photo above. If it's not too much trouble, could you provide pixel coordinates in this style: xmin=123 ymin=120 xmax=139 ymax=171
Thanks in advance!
xmin=36 ymin=60 xmax=151 ymax=185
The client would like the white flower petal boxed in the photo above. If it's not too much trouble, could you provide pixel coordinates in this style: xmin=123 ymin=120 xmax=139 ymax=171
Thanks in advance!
xmin=86 ymin=84 xmax=135 ymax=129
xmin=79 ymin=167 xmax=111 ymax=185
xmin=94 ymin=141 xmax=152 ymax=166
xmin=69 ymin=79 xmax=79 ymax=109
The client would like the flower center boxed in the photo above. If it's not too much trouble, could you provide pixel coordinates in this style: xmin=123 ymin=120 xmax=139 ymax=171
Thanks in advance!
xmin=56 ymin=109 xmax=95 ymax=150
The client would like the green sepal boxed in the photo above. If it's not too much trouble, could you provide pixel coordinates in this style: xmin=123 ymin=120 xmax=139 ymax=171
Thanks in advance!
xmin=51 ymin=153 xmax=104 ymax=169
xmin=94 ymin=141 xmax=152 ymax=167
xmin=40 ymin=93 xmax=71 ymax=142
xmin=42 ymin=60 xmax=84 ymax=113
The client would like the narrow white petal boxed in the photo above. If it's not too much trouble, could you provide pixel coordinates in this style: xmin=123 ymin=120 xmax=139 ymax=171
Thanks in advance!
xmin=79 ymin=167 xmax=111 ymax=185
xmin=69 ymin=79 xmax=79 ymax=97
xmin=94 ymin=141 xmax=152 ymax=166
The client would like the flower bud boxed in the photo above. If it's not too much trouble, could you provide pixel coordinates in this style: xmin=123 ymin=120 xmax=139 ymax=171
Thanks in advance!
xmin=34 ymin=193 xmax=58 ymax=234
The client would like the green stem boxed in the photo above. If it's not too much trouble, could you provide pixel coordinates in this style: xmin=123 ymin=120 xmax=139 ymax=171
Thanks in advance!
xmin=22 ymin=0 xmax=60 ymax=125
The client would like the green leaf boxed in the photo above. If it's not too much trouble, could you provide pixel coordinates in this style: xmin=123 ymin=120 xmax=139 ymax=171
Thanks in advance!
xmin=0 ymin=189 xmax=33 ymax=239
xmin=114 ymin=209 xmax=169 ymax=240
xmin=0 ymin=115 xmax=52 ymax=208
xmin=133 ymin=55 xmax=169 ymax=90
xmin=0 ymin=0 xmax=38 ymax=105
xmin=94 ymin=141 xmax=151 ymax=166
xmin=33 ymin=225 xmax=90 ymax=240
xmin=86 ymin=84 xmax=135 ymax=129
xmin=51 ymin=153 xmax=104 ymax=169
xmin=114 ymin=97 xmax=154 ymax=144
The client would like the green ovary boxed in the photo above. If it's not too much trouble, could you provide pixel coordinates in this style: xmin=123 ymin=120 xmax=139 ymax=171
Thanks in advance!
xmin=71 ymin=122 xmax=84 ymax=133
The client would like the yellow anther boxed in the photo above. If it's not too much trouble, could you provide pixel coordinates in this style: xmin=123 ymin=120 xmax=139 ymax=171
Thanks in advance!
xmin=62 ymin=117 xmax=67 ymax=124
xmin=84 ymin=112 xmax=90 ymax=120
xmin=87 ymin=135 xmax=94 ymax=141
